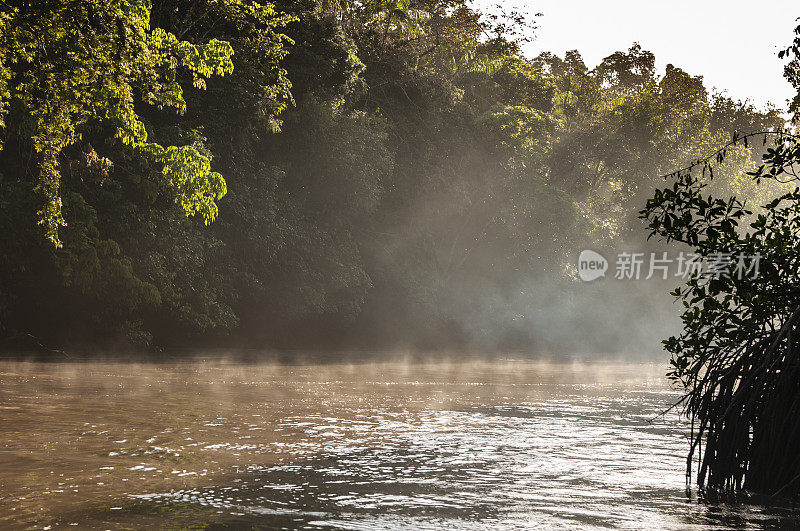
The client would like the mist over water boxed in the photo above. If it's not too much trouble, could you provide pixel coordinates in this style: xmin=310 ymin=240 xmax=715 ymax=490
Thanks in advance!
xmin=2 ymin=360 xmax=796 ymax=529
xmin=3 ymin=0 xmax=800 ymax=528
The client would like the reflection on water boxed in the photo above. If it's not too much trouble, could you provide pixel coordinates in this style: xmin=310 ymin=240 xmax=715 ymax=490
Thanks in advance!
xmin=0 ymin=360 xmax=798 ymax=529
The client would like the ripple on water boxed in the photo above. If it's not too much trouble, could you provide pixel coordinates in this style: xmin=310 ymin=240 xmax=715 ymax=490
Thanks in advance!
xmin=0 ymin=360 xmax=798 ymax=529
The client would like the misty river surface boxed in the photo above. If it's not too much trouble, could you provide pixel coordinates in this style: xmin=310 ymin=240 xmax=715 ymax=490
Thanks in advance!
xmin=1 ymin=360 xmax=799 ymax=529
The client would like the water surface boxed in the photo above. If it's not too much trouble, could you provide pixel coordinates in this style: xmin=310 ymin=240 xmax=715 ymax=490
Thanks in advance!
xmin=1 ymin=360 xmax=797 ymax=529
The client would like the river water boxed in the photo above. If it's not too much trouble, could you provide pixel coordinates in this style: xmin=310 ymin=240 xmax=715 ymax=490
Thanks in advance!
xmin=1 ymin=360 xmax=798 ymax=529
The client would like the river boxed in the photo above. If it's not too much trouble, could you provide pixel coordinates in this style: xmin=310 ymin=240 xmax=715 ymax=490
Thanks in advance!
xmin=1 ymin=360 xmax=797 ymax=529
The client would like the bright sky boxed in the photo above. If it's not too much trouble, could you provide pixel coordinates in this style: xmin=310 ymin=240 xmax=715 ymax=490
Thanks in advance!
xmin=490 ymin=0 xmax=799 ymax=110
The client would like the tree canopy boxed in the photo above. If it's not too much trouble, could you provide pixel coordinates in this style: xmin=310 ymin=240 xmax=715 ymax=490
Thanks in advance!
xmin=0 ymin=0 xmax=786 ymax=353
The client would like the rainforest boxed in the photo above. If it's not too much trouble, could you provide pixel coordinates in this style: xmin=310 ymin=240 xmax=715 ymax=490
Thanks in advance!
xmin=0 ymin=0 xmax=788 ymax=354
xmin=3 ymin=1 xmax=800 ymax=528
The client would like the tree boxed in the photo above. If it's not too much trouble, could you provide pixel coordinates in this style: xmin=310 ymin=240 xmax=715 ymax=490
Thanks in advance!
xmin=0 ymin=0 xmax=292 ymax=347
xmin=639 ymin=23 xmax=800 ymax=494
xmin=0 ymin=0 xmax=243 ymax=246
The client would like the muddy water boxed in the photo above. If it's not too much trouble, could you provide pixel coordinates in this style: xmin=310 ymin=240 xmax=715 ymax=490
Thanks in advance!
xmin=0 ymin=360 xmax=797 ymax=529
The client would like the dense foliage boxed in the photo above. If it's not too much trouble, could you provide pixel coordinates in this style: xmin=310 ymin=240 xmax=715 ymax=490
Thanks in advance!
xmin=0 ymin=0 xmax=784 ymax=352
xmin=640 ymin=25 xmax=800 ymax=495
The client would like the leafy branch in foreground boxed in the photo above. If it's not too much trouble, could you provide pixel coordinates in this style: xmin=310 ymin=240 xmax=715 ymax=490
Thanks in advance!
xmin=0 ymin=1 xmax=281 ymax=245
xmin=641 ymin=130 xmax=800 ymax=494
